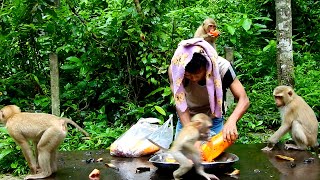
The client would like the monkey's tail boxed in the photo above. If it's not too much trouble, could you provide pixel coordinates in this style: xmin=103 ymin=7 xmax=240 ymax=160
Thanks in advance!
xmin=61 ymin=118 xmax=90 ymax=138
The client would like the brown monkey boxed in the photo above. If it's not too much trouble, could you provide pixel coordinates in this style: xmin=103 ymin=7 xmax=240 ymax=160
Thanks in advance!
xmin=194 ymin=18 xmax=220 ymax=49
xmin=262 ymin=86 xmax=319 ymax=152
xmin=170 ymin=113 xmax=219 ymax=180
xmin=0 ymin=105 xmax=90 ymax=179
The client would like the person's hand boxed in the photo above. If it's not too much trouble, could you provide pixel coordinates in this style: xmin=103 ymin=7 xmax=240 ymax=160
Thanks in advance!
xmin=222 ymin=120 xmax=238 ymax=143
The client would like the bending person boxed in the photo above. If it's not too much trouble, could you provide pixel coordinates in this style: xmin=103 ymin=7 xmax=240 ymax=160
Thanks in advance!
xmin=168 ymin=38 xmax=249 ymax=142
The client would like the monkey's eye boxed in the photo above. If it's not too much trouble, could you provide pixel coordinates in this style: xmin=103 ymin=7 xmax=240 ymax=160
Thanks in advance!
xmin=209 ymin=25 xmax=217 ymax=29
xmin=274 ymin=96 xmax=282 ymax=99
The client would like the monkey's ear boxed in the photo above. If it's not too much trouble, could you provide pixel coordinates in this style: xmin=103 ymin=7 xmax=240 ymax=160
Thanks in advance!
xmin=288 ymin=90 xmax=293 ymax=96
xmin=193 ymin=121 xmax=202 ymax=128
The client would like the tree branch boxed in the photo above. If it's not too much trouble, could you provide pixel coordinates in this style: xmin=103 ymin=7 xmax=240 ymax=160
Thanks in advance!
xmin=133 ymin=0 xmax=144 ymax=18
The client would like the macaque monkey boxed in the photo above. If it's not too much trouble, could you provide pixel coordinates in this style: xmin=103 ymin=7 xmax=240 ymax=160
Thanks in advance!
xmin=262 ymin=86 xmax=319 ymax=152
xmin=194 ymin=18 xmax=220 ymax=49
xmin=0 ymin=105 xmax=90 ymax=179
xmin=170 ymin=113 xmax=219 ymax=180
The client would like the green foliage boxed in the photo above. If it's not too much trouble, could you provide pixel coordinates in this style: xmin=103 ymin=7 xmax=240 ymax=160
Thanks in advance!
xmin=294 ymin=54 xmax=320 ymax=117
xmin=60 ymin=121 xmax=126 ymax=151
xmin=0 ymin=127 xmax=29 ymax=175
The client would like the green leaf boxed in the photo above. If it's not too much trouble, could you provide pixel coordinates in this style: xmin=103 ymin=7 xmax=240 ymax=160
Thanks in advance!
xmin=155 ymin=106 xmax=166 ymax=116
xmin=242 ymin=18 xmax=252 ymax=31
xmin=11 ymin=161 xmax=18 ymax=168
xmin=146 ymin=87 xmax=164 ymax=98
xmin=32 ymin=74 xmax=40 ymax=85
xmin=66 ymin=56 xmax=82 ymax=64
xmin=80 ymin=67 xmax=88 ymax=77
xmin=0 ymin=149 xmax=13 ymax=161
xmin=253 ymin=23 xmax=267 ymax=29
xmin=230 ymin=36 xmax=237 ymax=44
xmin=61 ymin=64 xmax=77 ymax=70
xmin=226 ymin=24 xmax=235 ymax=35
xmin=263 ymin=44 xmax=271 ymax=52
xmin=253 ymin=17 xmax=273 ymax=21
xmin=142 ymin=57 xmax=147 ymax=64
xmin=256 ymin=121 xmax=263 ymax=126
xmin=150 ymin=77 xmax=157 ymax=85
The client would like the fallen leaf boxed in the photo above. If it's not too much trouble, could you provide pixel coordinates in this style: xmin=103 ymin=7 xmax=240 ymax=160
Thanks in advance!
xmin=228 ymin=169 xmax=240 ymax=175
xmin=105 ymin=163 xmax=119 ymax=170
xmin=275 ymin=154 xmax=294 ymax=161
xmin=96 ymin=158 xmax=103 ymax=162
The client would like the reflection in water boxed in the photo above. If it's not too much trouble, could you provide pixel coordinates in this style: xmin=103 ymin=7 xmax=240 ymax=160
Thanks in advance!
xmin=262 ymin=144 xmax=320 ymax=180
xmin=39 ymin=144 xmax=320 ymax=180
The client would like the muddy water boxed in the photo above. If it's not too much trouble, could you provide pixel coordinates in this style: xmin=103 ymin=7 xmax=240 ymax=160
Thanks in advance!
xmin=227 ymin=144 xmax=320 ymax=180
xmin=46 ymin=144 xmax=319 ymax=180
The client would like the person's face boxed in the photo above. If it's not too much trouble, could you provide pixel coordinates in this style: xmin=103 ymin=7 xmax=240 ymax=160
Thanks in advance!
xmin=184 ymin=67 xmax=206 ymax=82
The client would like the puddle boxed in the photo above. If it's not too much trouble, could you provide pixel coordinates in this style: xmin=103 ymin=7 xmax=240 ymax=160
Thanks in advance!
xmin=17 ymin=144 xmax=319 ymax=180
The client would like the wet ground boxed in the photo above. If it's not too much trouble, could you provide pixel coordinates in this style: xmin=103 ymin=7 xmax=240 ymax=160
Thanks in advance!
xmin=8 ymin=143 xmax=320 ymax=180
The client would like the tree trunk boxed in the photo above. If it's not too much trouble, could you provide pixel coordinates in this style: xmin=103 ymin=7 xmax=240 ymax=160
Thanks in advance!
xmin=275 ymin=0 xmax=294 ymax=86
xmin=49 ymin=53 xmax=60 ymax=116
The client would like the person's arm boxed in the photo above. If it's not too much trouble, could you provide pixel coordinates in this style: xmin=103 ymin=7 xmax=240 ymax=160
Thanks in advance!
xmin=176 ymin=108 xmax=191 ymax=126
xmin=168 ymin=64 xmax=192 ymax=126
xmin=222 ymin=78 xmax=250 ymax=142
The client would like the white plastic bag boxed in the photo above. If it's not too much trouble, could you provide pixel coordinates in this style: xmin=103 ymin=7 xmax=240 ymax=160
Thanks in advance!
xmin=110 ymin=115 xmax=173 ymax=157
xmin=147 ymin=114 xmax=173 ymax=150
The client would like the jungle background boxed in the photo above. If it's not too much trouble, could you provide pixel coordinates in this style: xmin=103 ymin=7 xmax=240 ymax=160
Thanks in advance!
xmin=0 ymin=0 xmax=319 ymax=175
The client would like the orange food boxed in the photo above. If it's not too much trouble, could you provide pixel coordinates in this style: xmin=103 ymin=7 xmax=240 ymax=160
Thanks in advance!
xmin=201 ymin=132 xmax=233 ymax=162
xmin=142 ymin=144 xmax=160 ymax=155
xmin=89 ymin=169 xmax=100 ymax=180
xmin=209 ymin=29 xmax=220 ymax=37
xmin=133 ymin=140 xmax=160 ymax=156
xmin=165 ymin=157 xmax=177 ymax=163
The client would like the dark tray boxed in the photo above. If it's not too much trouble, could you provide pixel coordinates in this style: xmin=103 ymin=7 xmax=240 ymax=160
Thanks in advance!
xmin=149 ymin=152 xmax=239 ymax=170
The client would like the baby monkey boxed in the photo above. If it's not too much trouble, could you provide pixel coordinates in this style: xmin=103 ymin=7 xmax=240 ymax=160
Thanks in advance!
xmin=170 ymin=113 xmax=219 ymax=180
xmin=0 ymin=105 xmax=90 ymax=180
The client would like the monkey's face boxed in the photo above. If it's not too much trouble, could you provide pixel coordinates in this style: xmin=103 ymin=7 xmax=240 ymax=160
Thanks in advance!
xmin=273 ymin=86 xmax=295 ymax=107
xmin=274 ymin=96 xmax=284 ymax=107
xmin=207 ymin=24 xmax=217 ymax=32
xmin=198 ymin=122 xmax=212 ymax=141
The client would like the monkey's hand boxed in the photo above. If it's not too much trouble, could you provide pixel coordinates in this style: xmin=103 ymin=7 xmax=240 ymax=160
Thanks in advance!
xmin=261 ymin=143 xmax=274 ymax=151
xmin=284 ymin=143 xmax=301 ymax=150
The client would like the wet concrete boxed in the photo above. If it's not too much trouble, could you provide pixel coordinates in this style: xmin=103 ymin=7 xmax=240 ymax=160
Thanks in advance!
xmin=45 ymin=143 xmax=319 ymax=180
